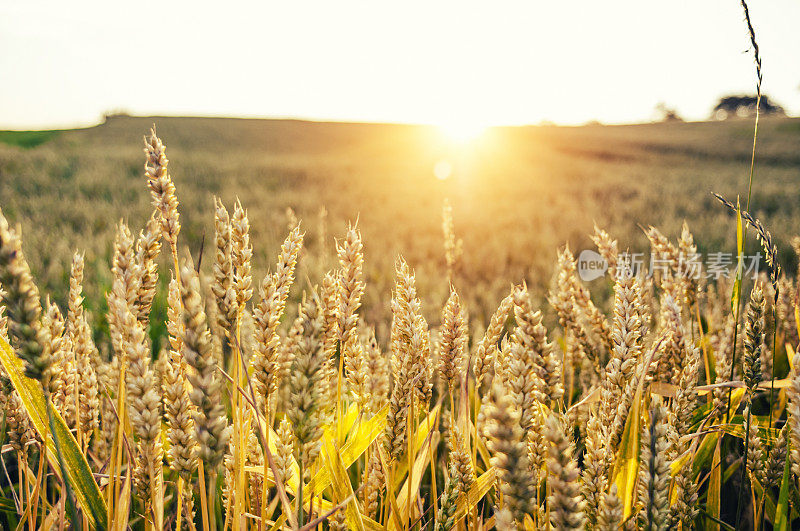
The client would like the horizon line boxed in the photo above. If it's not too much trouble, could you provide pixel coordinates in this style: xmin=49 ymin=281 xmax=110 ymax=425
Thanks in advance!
xmin=1 ymin=110 xmax=796 ymax=133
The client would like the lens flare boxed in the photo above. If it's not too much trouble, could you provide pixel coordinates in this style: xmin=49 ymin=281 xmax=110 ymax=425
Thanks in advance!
xmin=434 ymin=159 xmax=453 ymax=180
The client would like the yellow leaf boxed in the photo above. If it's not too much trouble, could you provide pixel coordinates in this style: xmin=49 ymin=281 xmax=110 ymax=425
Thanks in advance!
xmin=322 ymin=434 xmax=366 ymax=531
xmin=612 ymin=394 xmax=641 ymax=519
xmin=391 ymin=404 xmax=440 ymax=488
xmin=266 ymin=514 xmax=286 ymax=531
xmin=707 ymin=438 xmax=722 ymax=531
xmin=773 ymin=449 xmax=792 ymax=531
xmin=612 ymin=337 xmax=666 ymax=519
xmin=0 ymin=335 xmax=108 ymax=529
xmin=454 ymin=467 xmax=496 ymax=520
xmin=523 ymin=513 xmax=535 ymax=530
xmin=377 ymin=443 xmax=405 ymax=531
xmin=389 ymin=427 xmax=439 ymax=531
xmin=248 ymin=402 xmax=389 ymax=501
xmin=309 ymin=402 xmax=390 ymax=497
xmin=112 ymin=471 xmax=132 ymax=531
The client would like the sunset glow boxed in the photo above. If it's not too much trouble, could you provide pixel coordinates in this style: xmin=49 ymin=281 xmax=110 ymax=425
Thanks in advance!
xmin=437 ymin=120 xmax=488 ymax=145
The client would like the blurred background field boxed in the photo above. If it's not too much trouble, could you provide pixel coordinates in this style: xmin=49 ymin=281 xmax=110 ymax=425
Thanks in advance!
xmin=1 ymin=114 xmax=799 ymax=336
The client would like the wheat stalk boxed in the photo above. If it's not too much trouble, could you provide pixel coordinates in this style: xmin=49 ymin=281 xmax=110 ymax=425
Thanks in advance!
xmin=485 ymin=387 xmax=536 ymax=526
xmin=0 ymin=208 xmax=50 ymax=387
xmin=438 ymin=287 xmax=467 ymax=400
xmin=473 ymin=291 xmax=512 ymax=389
xmin=251 ymin=224 xmax=303 ymax=411
xmin=513 ymin=283 xmax=562 ymax=407
xmin=180 ymin=263 xmax=230 ymax=469
xmin=144 ymin=128 xmax=181 ymax=248
xmin=134 ymin=211 xmax=162 ymax=325
xmin=231 ymin=199 xmax=253 ymax=309
xmin=636 ymin=399 xmax=671 ymax=530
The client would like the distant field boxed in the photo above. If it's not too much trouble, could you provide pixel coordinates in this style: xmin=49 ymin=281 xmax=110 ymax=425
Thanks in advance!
xmin=1 ymin=115 xmax=798 ymax=331
xmin=0 ymin=129 xmax=62 ymax=149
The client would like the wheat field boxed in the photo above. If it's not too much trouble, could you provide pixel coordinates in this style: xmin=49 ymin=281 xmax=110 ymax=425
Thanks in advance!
xmin=2 ymin=115 xmax=799 ymax=334
xmin=0 ymin=115 xmax=799 ymax=531
xmin=3 ymin=0 xmax=800 ymax=528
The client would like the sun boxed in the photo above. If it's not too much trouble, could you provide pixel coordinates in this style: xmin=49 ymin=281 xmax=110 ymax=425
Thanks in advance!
xmin=436 ymin=119 xmax=488 ymax=144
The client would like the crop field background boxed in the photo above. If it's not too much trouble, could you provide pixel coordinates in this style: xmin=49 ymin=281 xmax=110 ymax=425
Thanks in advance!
xmin=2 ymin=114 xmax=799 ymax=333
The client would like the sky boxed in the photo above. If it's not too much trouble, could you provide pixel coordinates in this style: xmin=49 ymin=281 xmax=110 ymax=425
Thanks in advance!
xmin=1 ymin=0 xmax=799 ymax=130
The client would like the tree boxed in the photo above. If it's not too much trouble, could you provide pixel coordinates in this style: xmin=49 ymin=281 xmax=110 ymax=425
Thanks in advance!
xmin=712 ymin=94 xmax=785 ymax=120
xmin=654 ymin=102 xmax=683 ymax=122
